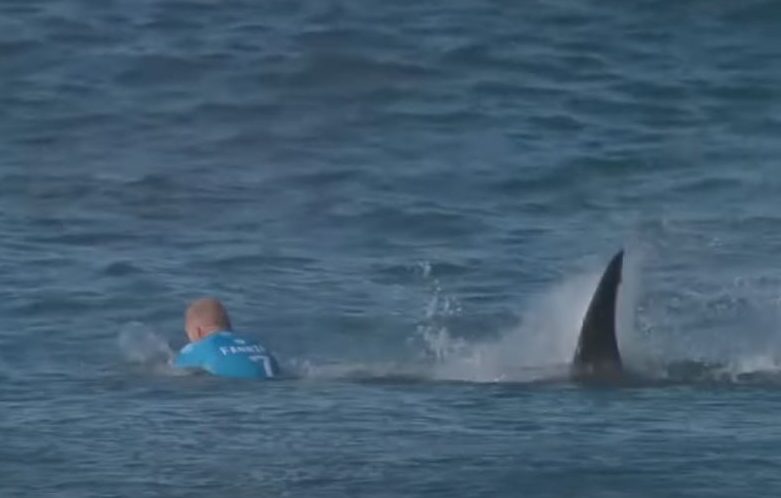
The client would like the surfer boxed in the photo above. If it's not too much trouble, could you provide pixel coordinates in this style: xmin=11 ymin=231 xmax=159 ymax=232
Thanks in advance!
xmin=173 ymin=297 xmax=279 ymax=379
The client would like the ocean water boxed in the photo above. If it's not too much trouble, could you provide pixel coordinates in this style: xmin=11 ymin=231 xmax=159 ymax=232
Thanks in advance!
xmin=3 ymin=0 xmax=781 ymax=496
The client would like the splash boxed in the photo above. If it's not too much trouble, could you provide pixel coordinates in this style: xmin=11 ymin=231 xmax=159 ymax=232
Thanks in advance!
xmin=368 ymin=254 xmax=644 ymax=383
xmin=422 ymin=271 xmax=603 ymax=382
xmin=416 ymin=250 xmax=781 ymax=384
xmin=118 ymin=322 xmax=178 ymax=372
xmin=417 ymin=250 xmax=665 ymax=383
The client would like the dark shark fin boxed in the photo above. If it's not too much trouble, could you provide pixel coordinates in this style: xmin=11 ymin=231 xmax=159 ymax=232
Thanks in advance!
xmin=571 ymin=250 xmax=624 ymax=378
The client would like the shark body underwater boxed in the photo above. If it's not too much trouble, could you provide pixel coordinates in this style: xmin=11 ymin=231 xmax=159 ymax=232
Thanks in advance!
xmin=570 ymin=250 xmax=626 ymax=381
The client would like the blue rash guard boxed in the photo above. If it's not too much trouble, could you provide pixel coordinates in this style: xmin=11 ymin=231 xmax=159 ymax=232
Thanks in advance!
xmin=174 ymin=331 xmax=279 ymax=379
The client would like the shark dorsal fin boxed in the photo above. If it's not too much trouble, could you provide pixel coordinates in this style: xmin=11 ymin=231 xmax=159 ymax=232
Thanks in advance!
xmin=572 ymin=250 xmax=624 ymax=378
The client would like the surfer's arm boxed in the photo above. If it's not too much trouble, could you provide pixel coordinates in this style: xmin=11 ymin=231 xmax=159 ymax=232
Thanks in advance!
xmin=173 ymin=343 xmax=206 ymax=370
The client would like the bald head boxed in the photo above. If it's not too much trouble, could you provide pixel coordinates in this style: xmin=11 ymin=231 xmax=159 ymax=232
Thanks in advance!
xmin=185 ymin=297 xmax=232 ymax=342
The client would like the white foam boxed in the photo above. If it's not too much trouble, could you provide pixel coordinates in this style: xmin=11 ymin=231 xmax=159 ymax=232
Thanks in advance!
xmin=118 ymin=322 xmax=174 ymax=366
xmin=422 ymin=270 xmax=605 ymax=382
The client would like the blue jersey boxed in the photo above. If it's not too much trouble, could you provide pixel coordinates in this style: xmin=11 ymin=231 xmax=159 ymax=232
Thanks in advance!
xmin=174 ymin=331 xmax=279 ymax=379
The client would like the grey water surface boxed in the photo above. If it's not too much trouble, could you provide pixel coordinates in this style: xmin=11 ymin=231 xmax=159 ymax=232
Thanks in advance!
xmin=3 ymin=0 xmax=781 ymax=496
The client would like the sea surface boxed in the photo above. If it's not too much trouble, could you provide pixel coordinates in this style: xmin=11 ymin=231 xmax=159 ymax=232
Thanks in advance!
xmin=3 ymin=0 xmax=781 ymax=496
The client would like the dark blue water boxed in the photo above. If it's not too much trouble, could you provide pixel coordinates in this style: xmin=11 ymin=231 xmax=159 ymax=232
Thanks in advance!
xmin=3 ymin=0 xmax=781 ymax=496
